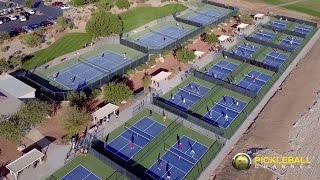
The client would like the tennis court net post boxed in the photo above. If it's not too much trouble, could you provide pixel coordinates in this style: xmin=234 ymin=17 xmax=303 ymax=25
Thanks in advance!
xmin=124 ymin=123 xmax=152 ymax=141
xmin=148 ymin=28 xmax=179 ymax=40
xmin=77 ymin=56 xmax=109 ymax=74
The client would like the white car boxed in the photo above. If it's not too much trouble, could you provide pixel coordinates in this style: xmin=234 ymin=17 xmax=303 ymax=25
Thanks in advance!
xmin=0 ymin=20 xmax=3 ymax=25
xmin=25 ymin=9 xmax=35 ymax=15
xmin=47 ymin=17 xmax=57 ymax=24
xmin=60 ymin=4 xmax=70 ymax=10
xmin=7 ymin=15 xmax=17 ymax=21
xmin=20 ymin=15 xmax=27 ymax=21
xmin=22 ymin=26 xmax=33 ymax=33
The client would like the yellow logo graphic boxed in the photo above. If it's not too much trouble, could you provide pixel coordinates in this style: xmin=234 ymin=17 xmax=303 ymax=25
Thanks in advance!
xmin=232 ymin=153 xmax=252 ymax=171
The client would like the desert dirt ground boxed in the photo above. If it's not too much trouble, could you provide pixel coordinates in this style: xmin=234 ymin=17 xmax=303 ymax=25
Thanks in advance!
xmin=213 ymin=5 xmax=320 ymax=180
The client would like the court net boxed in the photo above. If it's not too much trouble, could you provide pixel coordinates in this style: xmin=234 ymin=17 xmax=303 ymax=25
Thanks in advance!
xmin=149 ymin=28 xmax=179 ymax=40
xmin=177 ymin=87 xmax=202 ymax=99
xmin=77 ymin=57 xmax=109 ymax=73
xmin=213 ymin=99 xmax=241 ymax=113
xmin=164 ymin=144 xmax=196 ymax=165
xmin=194 ymin=9 xmax=220 ymax=19
xmin=265 ymin=53 xmax=286 ymax=61
xmin=125 ymin=124 xmax=153 ymax=141
xmin=244 ymin=73 xmax=267 ymax=83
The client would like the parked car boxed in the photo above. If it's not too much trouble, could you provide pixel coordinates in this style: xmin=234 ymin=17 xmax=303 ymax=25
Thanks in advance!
xmin=7 ymin=15 xmax=17 ymax=21
xmin=25 ymin=9 xmax=35 ymax=15
xmin=40 ymin=20 xmax=53 ymax=27
xmin=29 ymin=23 xmax=40 ymax=30
xmin=8 ymin=30 xmax=19 ymax=37
xmin=47 ymin=17 xmax=57 ymax=24
xmin=52 ymin=1 xmax=63 ymax=7
xmin=0 ymin=20 xmax=3 ymax=25
xmin=14 ymin=27 xmax=26 ymax=34
xmin=0 ymin=17 xmax=11 ymax=23
xmin=60 ymin=4 xmax=70 ymax=10
xmin=6 ymin=2 xmax=16 ymax=8
xmin=20 ymin=15 xmax=27 ymax=21
xmin=22 ymin=26 xmax=33 ymax=32
xmin=20 ymin=11 xmax=30 ymax=17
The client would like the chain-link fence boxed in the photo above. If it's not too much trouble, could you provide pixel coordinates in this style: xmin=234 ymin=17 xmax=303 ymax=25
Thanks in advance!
xmin=274 ymin=15 xmax=318 ymax=27
xmin=23 ymin=54 xmax=148 ymax=101
xmin=222 ymin=50 xmax=279 ymax=72
xmin=193 ymin=70 xmax=256 ymax=98
xmin=245 ymin=36 xmax=295 ymax=52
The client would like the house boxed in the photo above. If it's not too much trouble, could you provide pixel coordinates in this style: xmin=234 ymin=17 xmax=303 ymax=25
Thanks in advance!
xmin=0 ymin=74 xmax=36 ymax=119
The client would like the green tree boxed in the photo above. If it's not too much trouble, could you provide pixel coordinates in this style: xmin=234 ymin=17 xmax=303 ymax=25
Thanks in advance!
xmin=115 ymin=0 xmax=130 ymax=9
xmin=62 ymin=106 xmax=90 ymax=137
xmin=240 ymin=14 xmax=253 ymax=24
xmin=25 ymin=0 xmax=33 ymax=8
xmin=97 ymin=0 xmax=113 ymax=12
xmin=142 ymin=73 xmax=151 ymax=93
xmin=86 ymin=11 xmax=122 ymax=37
xmin=0 ymin=116 xmax=25 ymax=143
xmin=67 ymin=91 xmax=88 ymax=108
xmin=71 ymin=0 xmax=86 ymax=6
xmin=205 ymin=33 xmax=218 ymax=45
xmin=176 ymin=47 xmax=195 ymax=63
xmin=103 ymin=82 xmax=132 ymax=104
xmin=57 ymin=17 xmax=72 ymax=30
xmin=0 ymin=31 xmax=10 ymax=41
xmin=21 ymin=32 xmax=43 ymax=47
xmin=17 ymin=100 xmax=52 ymax=125
xmin=0 ymin=58 xmax=11 ymax=74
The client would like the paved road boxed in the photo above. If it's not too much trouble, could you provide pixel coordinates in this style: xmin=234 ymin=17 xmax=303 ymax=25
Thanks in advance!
xmin=0 ymin=0 xmax=62 ymax=32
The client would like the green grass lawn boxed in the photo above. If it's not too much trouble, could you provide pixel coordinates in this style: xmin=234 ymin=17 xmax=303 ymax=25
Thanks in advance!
xmin=120 ymin=4 xmax=187 ymax=32
xmin=22 ymin=33 xmax=93 ymax=70
xmin=37 ymin=44 xmax=144 ymax=76
xmin=246 ymin=0 xmax=320 ymax=18
xmin=23 ymin=4 xmax=186 ymax=70
xmin=48 ymin=154 xmax=121 ymax=180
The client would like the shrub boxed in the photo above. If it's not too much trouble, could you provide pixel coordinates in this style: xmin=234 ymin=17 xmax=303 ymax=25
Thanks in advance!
xmin=162 ymin=50 xmax=171 ymax=57
xmin=176 ymin=47 xmax=195 ymax=63
xmin=0 ymin=32 xmax=10 ymax=41
xmin=1 ymin=46 xmax=10 ymax=52
xmin=126 ymin=69 xmax=135 ymax=75
xmin=21 ymin=32 xmax=43 ymax=47
xmin=67 ymin=91 xmax=88 ymax=108
xmin=102 ymin=82 xmax=133 ymax=104
xmin=86 ymin=11 xmax=122 ymax=37
xmin=62 ymin=106 xmax=90 ymax=137
xmin=92 ymin=88 xmax=102 ymax=98
xmin=115 ymin=0 xmax=130 ymax=9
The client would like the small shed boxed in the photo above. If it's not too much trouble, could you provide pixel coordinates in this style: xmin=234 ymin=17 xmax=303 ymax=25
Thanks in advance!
xmin=218 ymin=35 xmax=230 ymax=43
xmin=91 ymin=103 xmax=119 ymax=123
xmin=236 ymin=23 xmax=249 ymax=32
xmin=6 ymin=149 xmax=44 ymax=179
xmin=151 ymin=71 xmax=172 ymax=84
xmin=254 ymin=13 xmax=265 ymax=20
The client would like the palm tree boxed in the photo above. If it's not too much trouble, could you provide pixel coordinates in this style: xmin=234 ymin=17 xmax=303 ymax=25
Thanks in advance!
xmin=142 ymin=72 xmax=151 ymax=94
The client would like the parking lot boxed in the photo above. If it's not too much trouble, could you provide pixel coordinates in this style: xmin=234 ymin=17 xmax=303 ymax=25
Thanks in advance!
xmin=0 ymin=0 xmax=63 ymax=32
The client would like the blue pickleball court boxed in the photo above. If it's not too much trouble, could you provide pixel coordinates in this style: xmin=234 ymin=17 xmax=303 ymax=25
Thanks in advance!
xmin=165 ymin=82 xmax=210 ymax=110
xmin=61 ymin=165 xmax=101 ymax=180
xmin=146 ymin=136 xmax=208 ymax=180
xmin=105 ymin=117 xmax=165 ymax=161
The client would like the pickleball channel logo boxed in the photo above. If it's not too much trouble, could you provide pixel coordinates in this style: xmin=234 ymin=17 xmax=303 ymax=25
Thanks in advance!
xmin=232 ymin=153 xmax=252 ymax=171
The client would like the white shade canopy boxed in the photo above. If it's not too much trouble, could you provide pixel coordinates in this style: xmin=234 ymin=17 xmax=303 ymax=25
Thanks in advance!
xmin=218 ymin=35 xmax=230 ymax=42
